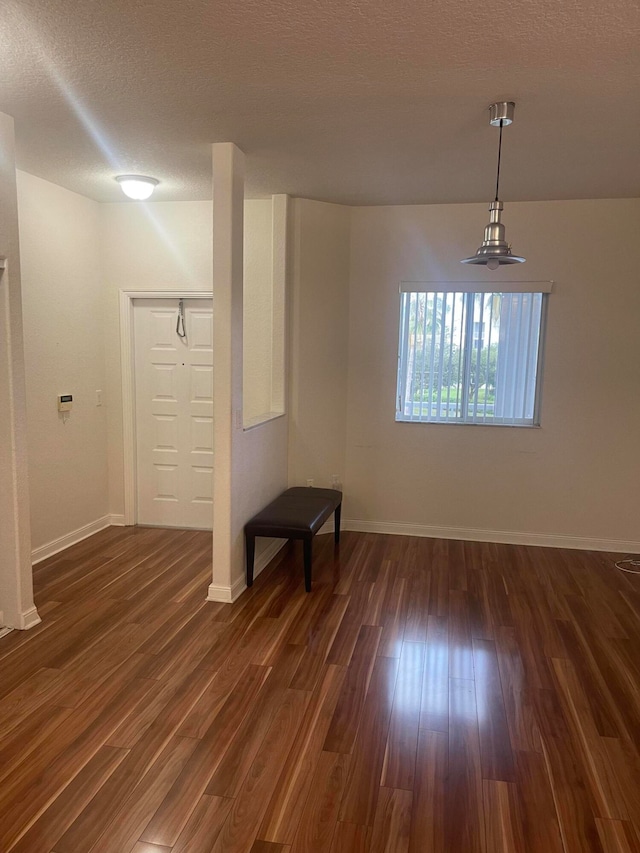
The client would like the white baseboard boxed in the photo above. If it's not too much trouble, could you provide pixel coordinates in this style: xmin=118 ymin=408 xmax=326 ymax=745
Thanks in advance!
xmin=207 ymin=539 xmax=287 ymax=603
xmin=17 ymin=606 xmax=42 ymax=630
xmin=31 ymin=515 xmax=112 ymax=564
xmin=109 ymin=514 xmax=126 ymax=526
xmin=0 ymin=606 xmax=40 ymax=632
xmin=342 ymin=518 xmax=640 ymax=554
xmin=207 ymin=575 xmax=246 ymax=604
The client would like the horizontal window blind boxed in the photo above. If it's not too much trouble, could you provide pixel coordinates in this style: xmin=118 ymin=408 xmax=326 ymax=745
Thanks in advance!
xmin=396 ymin=290 xmax=547 ymax=426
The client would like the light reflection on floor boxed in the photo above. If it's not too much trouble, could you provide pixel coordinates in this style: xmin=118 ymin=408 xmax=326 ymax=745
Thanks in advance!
xmin=385 ymin=639 xmax=488 ymax=727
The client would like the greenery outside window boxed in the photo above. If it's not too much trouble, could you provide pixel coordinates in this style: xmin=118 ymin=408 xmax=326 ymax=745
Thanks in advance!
xmin=396 ymin=285 xmax=550 ymax=426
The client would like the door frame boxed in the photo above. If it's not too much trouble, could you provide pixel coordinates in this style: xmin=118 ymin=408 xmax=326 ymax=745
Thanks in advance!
xmin=119 ymin=290 xmax=213 ymax=525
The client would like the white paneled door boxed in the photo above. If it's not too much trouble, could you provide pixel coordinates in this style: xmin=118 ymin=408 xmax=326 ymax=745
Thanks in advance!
xmin=134 ymin=298 xmax=213 ymax=529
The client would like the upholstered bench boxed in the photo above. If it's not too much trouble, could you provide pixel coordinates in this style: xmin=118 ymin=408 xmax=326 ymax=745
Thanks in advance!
xmin=245 ymin=487 xmax=342 ymax=592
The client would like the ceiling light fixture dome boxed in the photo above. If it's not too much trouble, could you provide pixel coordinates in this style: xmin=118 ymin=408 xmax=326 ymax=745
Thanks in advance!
xmin=115 ymin=174 xmax=159 ymax=200
xmin=461 ymin=101 xmax=525 ymax=268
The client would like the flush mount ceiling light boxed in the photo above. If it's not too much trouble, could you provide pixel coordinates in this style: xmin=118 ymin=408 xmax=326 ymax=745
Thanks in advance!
xmin=115 ymin=174 xmax=159 ymax=200
xmin=461 ymin=101 xmax=525 ymax=270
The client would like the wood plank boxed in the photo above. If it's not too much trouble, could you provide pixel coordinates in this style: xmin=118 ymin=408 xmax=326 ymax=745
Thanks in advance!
xmin=172 ymin=795 xmax=234 ymax=853
xmin=445 ymin=678 xmax=484 ymax=853
xmin=483 ymin=779 xmax=525 ymax=853
xmin=381 ymin=641 xmax=424 ymax=790
xmin=0 ymin=667 xmax=62 ymax=740
xmin=206 ymin=644 xmax=306 ymax=798
xmin=338 ymin=655 xmax=400 ymax=826
xmin=409 ymin=729 xmax=446 ymax=853
xmin=289 ymin=594 xmax=350 ymax=691
xmin=420 ymin=614 xmax=448 ymax=733
xmin=250 ymin=842 xmax=291 ymax=853
xmin=0 ymin=674 xmax=155 ymax=851
xmin=514 ymin=750 xmax=564 ymax=853
xmin=507 ymin=587 xmax=556 ymax=689
xmin=107 ymin=663 xmax=215 ymax=750
xmin=10 ymin=745 xmax=128 ymax=853
xmin=555 ymin=609 xmax=625 ymax=739
xmin=540 ymin=733 xmax=605 ymax=852
xmin=48 ymin=621 xmax=149 ymax=710
xmin=91 ymin=735 xmax=198 ymax=853
xmin=494 ymin=625 xmax=541 ymax=753
xmin=258 ymin=665 xmax=346 ymax=845
xmin=467 ymin=567 xmax=494 ymax=641
xmin=551 ymin=657 xmax=629 ymax=821
xmin=473 ymin=638 xmax=515 ymax=782
xmin=329 ymin=822 xmax=372 ymax=852
xmin=288 ymin=751 xmax=350 ymax=853
xmin=377 ymin=575 xmax=408 ymax=659
xmin=139 ymin=664 xmax=270 ymax=847
xmin=325 ymin=581 xmax=376 ymax=667
xmin=595 ymin=819 xmax=640 ymax=853
xmin=137 ymin=604 xmax=227 ymax=681
xmin=403 ymin=568 xmax=430 ymax=643
xmin=208 ymin=689 xmax=311 ymax=853
xmin=363 ymin=560 xmax=393 ymax=626
xmin=0 ymin=701 xmax=74 ymax=786
xmin=448 ymin=590 xmax=474 ymax=680
xmin=448 ymin=540 xmax=468 ymax=591
xmin=427 ymin=550 xmax=449 ymax=618
xmin=323 ymin=624 xmax=381 ymax=753
xmin=370 ymin=787 xmax=412 ymax=853
xmin=55 ymin=667 xmax=216 ymax=852
xmin=599 ymin=737 xmax=640 ymax=830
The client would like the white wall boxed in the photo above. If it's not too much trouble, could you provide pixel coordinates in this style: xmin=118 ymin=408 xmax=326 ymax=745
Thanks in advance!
xmin=288 ymin=198 xmax=351 ymax=489
xmin=344 ymin=199 xmax=640 ymax=548
xmin=0 ymin=115 xmax=39 ymax=629
xmin=17 ymin=171 xmax=108 ymax=552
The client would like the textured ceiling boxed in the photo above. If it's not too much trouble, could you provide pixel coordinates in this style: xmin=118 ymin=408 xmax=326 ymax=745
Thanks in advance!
xmin=2 ymin=0 xmax=640 ymax=204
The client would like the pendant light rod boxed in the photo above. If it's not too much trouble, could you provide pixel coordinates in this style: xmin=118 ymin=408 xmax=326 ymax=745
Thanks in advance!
xmin=494 ymin=119 xmax=503 ymax=202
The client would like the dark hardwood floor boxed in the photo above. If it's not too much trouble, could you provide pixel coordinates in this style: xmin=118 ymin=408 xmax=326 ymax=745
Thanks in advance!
xmin=1 ymin=525 xmax=639 ymax=852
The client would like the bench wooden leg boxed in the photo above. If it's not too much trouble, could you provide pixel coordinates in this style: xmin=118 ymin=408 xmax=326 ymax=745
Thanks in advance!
xmin=246 ymin=534 xmax=256 ymax=587
xmin=303 ymin=538 xmax=312 ymax=592
xmin=334 ymin=502 xmax=341 ymax=544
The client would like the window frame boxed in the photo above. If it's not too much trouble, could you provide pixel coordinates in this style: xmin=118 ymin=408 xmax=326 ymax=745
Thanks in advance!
xmin=395 ymin=282 xmax=552 ymax=428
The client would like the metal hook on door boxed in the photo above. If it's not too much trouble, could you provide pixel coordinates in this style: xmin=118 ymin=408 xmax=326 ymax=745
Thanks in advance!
xmin=176 ymin=298 xmax=187 ymax=339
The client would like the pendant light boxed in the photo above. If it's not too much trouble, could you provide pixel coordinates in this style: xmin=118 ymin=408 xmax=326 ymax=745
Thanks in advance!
xmin=461 ymin=101 xmax=525 ymax=269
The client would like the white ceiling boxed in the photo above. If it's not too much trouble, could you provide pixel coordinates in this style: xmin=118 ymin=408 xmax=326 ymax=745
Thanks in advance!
xmin=2 ymin=0 xmax=640 ymax=205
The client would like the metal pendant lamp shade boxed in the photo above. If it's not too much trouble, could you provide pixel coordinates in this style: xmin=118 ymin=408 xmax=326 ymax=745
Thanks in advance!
xmin=461 ymin=101 xmax=525 ymax=269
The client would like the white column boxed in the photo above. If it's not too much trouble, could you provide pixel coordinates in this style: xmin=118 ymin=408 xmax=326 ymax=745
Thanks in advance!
xmin=0 ymin=112 xmax=40 ymax=629
xmin=208 ymin=143 xmax=245 ymax=602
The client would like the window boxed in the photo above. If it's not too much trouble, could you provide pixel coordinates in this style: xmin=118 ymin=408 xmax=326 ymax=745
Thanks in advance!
xmin=396 ymin=287 xmax=549 ymax=426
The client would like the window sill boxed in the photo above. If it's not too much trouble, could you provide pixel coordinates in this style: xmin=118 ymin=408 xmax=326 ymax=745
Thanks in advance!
xmin=395 ymin=416 xmax=541 ymax=429
xmin=243 ymin=411 xmax=286 ymax=431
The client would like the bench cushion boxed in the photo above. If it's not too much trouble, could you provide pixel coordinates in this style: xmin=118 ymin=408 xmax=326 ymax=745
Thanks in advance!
xmin=245 ymin=487 xmax=342 ymax=539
